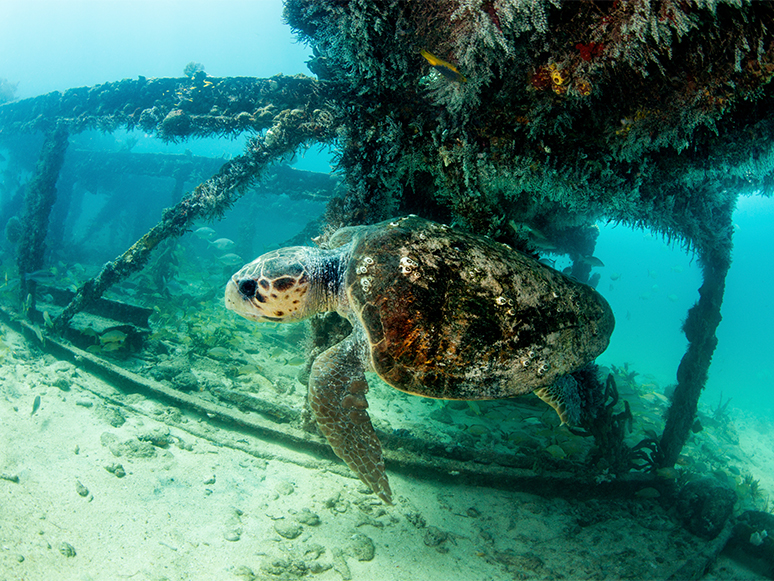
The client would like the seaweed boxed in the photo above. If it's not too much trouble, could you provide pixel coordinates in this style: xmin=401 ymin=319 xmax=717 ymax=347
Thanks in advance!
xmin=571 ymin=372 xmax=636 ymax=475
xmin=712 ymin=391 xmax=733 ymax=424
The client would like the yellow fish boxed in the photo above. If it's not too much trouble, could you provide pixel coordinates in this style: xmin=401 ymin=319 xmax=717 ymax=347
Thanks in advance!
xmin=101 ymin=330 xmax=127 ymax=344
xmin=420 ymin=49 xmax=467 ymax=83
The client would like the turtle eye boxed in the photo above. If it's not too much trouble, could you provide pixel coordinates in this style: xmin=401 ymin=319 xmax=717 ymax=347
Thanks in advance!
xmin=238 ymin=278 xmax=257 ymax=298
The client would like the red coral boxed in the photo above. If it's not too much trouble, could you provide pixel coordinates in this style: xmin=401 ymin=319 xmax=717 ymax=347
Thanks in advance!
xmin=482 ymin=0 xmax=502 ymax=33
xmin=576 ymin=42 xmax=605 ymax=62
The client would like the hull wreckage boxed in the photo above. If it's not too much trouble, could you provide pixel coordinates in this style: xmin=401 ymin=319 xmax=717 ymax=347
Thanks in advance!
xmin=2 ymin=1 xmax=774 ymax=575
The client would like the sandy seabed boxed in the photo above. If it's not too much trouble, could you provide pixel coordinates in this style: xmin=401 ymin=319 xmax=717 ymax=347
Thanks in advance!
xmin=0 ymin=320 xmax=771 ymax=581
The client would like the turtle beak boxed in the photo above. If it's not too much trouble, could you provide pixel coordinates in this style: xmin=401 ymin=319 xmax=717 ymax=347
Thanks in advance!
xmin=224 ymin=278 xmax=263 ymax=322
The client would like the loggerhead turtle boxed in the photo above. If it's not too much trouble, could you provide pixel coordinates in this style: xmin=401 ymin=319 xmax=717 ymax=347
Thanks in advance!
xmin=225 ymin=215 xmax=614 ymax=503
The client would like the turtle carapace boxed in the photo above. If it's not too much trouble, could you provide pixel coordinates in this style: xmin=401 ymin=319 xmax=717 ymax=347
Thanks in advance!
xmin=225 ymin=216 xmax=615 ymax=503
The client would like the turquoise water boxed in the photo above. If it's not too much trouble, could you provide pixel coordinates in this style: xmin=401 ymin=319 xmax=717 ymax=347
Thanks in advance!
xmin=1 ymin=0 xmax=771 ymax=438
xmin=1 ymin=3 xmax=773 ymax=579
xmin=1 ymin=0 xmax=771 ymax=456
xmin=596 ymin=195 xmax=774 ymax=416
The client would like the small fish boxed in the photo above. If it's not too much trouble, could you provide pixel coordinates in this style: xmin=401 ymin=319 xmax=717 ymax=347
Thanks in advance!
xmin=24 ymin=269 xmax=57 ymax=284
xmin=209 ymin=238 xmax=235 ymax=251
xmin=31 ymin=324 xmax=44 ymax=345
xmin=691 ymin=419 xmax=703 ymax=433
xmin=194 ymin=227 xmax=216 ymax=240
xmin=31 ymin=395 xmax=40 ymax=416
xmin=81 ymin=327 xmax=99 ymax=339
xmin=218 ymin=253 xmax=244 ymax=267
xmin=635 ymin=487 xmax=660 ymax=499
xmin=655 ymin=467 xmax=679 ymax=480
xmin=510 ymin=221 xmax=558 ymax=252
xmin=100 ymin=342 xmax=123 ymax=352
xmin=237 ymin=364 xmax=258 ymax=375
xmin=578 ymin=255 xmax=605 ymax=268
xmin=43 ymin=311 xmax=54 ymax=328
xmin=609 ymin=272 xmax=621 ymax=281
xmin=420 ymin=49 xmax=467 ymax=83
xmin=207 ymin=346 xmax=230 ymax=360
xmin=100 ymin=330 xmax=127 ymax=344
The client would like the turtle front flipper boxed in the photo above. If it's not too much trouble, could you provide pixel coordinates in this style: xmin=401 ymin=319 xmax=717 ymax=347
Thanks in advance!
xmin=309 ymin=334 xmax=392 ymax=504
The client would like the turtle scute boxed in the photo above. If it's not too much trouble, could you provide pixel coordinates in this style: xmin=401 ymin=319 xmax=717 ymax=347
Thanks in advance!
xmin=347 ymin=216 xmax=614 ymax=401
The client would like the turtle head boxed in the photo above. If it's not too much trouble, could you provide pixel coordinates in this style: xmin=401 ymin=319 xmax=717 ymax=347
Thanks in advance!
xmin=225 ymin=246 xmax=338 ymax=323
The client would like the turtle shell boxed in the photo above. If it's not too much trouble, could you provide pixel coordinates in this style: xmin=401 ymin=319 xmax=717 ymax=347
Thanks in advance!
xmin=344 ymin=216 xmax=614 ymax=400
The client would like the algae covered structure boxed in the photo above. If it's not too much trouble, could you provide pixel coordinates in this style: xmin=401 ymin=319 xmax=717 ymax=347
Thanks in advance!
xmin=0 ymin=0 xmax=773 ymax=542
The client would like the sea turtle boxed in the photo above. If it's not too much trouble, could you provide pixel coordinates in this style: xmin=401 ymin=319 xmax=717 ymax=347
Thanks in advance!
xmin=225 ymin=215 xmax=614 ymax=503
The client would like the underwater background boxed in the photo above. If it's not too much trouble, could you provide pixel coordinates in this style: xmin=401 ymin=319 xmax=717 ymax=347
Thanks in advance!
xmin=1 ymin=1 xmax=774 ymax=580
xmin=3 ymin=0 xmax=771 ymax=412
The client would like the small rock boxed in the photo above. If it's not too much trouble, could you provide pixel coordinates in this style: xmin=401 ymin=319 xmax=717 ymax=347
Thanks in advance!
xmin=172 ymin=371 xmax=199 ymax=392
xmin=295 ymin=508 xmax=320 ymax=526
xmin=275 ymin=481 xmax=295 ymax=496
xmin=346 ymin=533 xmax=375 ymax=561
xmin=262 ymin=558 xmax=308 ymax=578
xmin=331 ymin=548 xmax=351 ymax=581
xmin=105 ymin=463 xmax=126 ymax=478
xmin=405 ymin=511 xmax=426 ymax=528
xmin=274 ymin=520 xmax=303 ymax=539
xmin=100 ymin=406 xmax=126 ymax=428
xmin=59 ymin=542 xmax=76 ymax=558
xmin=53 ymin=377 xmax=71 ymax=391
xmin=232 ymin=565 xmax=255 ymax=579
xmin=224 ymin=530 xmax=241 ymax=542
xmin=324 ymin=493 xmax=349 ymax=513
xmin=104 ymin=437 xmax=156 ymax=459
xmin=204 ymin=475 xmax=216 ymax=485
xmin=308 ymin=561 xmax=333 ymax=574
xmin=677 ymin=477 xmax=736 ymax=539
xmin=138 ymin=427 xmax=172 ymax=448
xmin=151 ymin=360 xmax=187 ymax=381
xmin=0 ymin=473 xmax=20 ymax=483
xmin=423 ymin=526 xmax=449 ymax=547
xmin=304 ymin=544 xmax=326 ymax=559
xmin=75 ymin=480 xmax=89 ymax=497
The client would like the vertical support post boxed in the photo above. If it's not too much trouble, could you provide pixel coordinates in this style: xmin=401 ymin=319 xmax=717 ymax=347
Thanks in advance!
xmin=659 ymin=244 xmax=731 ymax=467
xmin=16 ymin=122 xmax=69 ymax=314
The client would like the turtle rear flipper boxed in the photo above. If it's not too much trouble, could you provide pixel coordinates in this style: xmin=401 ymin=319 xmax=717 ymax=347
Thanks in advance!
xmin=309 ymin=334 xmax=392 ymax=504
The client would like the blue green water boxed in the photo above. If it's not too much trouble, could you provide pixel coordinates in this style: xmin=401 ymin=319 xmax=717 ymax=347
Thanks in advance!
xmin=1 ymin=3 xmax=773 ymax=579
xmin=2 ymin=0 xmax=772 ymax=417
xmin=3 ymin=0 xmax=773 ymax=415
